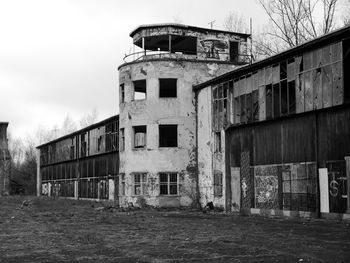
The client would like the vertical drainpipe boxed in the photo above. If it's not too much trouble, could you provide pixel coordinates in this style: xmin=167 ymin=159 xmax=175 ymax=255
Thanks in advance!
xmin=194 ymin=87 xmax=201 ymax=210
xmin=36 ymin=148 xmax=41 ymax=197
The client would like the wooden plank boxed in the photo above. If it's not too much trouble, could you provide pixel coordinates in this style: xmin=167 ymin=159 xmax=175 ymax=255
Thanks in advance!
xmin=252 ymin=90 xmax=259 ymax=122
xmin=295 ymin=56 xmax=302 ymax=74
xmin=252 ymin=72 xmax=258 ymax=91
xmin=266 ymin=84 xmax=273 ymax=119
xmin=313 ymin=48 xmax=322 ymax=68
xmin=303 ymin=51 xmax=312 ymax=71
xmin=313 ymin=68 xmax=322 ymax=109
xmin=295 ymin=73 xmax=305 ymax=113
xmin=321 ymin=45 xmax=331 ymax=65
xmin=331 ymin=42 xmax=342 ymax=62
xmin=234 ymin=97 xmax=241 ymax=124
xmin=258 ymin=68 xmax=265 ymax=86
xmin=322 ymin=65 xmax=333 ymax=108
xmin=332 ymin=61 xmax=343 ymax=106
xmin=258 ymin=85 xmax=266 ymax=121
xmin=246 ymin=74 xmax=252 ymax=93
xmin=304 ymin=71 xmax=313 ymax=112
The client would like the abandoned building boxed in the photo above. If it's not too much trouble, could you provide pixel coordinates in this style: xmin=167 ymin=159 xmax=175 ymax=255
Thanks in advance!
xmin=37 ymin=116 xmax=118 ymax=201
xmin=37 ymin=23 xmax=350 ymax=218
xmin=194 ymin=25 xmax=350 ymax=218
xmin=118 ymin=23 xmax=250 ymax=207
xmin=0 ymin=122 xmax=10 ymax=196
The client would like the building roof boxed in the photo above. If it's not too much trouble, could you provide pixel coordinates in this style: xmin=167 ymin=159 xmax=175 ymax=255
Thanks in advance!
xmin=193 ymin=25 xmax=350 ymax=91
xmin=130 ymin=23 xmax=251 ymax=38
xmin=36 ymin=115 xmax=119 ymax=149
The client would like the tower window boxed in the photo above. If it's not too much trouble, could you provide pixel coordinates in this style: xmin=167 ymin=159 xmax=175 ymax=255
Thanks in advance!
xmin=159 ymin=79 xmax=177 ymax=98
xmin=133 ymin=125 xmax=147 ymax=149
xmin=133 ymin=80 xmax=146 ymax=100
xmin=159 ymin=125 xmax=177 ymax=147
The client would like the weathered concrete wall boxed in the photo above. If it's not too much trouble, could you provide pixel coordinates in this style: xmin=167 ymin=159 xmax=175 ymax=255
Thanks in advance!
xmin=197 ymin=87 xmax=226 ymax=208
xmin=119 ymin=60 xmax=235 ymax=207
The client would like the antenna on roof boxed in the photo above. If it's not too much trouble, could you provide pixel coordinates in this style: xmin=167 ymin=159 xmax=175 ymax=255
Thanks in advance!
xmin=208 ymin=20 xmax=215 ymax=29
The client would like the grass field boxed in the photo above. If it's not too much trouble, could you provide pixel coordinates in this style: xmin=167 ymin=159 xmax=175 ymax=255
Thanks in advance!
xmin=0 ymin=196 xmax=349 ymax=262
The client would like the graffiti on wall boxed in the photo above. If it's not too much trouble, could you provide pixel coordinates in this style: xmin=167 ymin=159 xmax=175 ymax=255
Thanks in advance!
xmin=327 ymin=161 xmax=347 ymax=213
xmin=254 ymin=165 xmax=279 ymax=209
xmin=199 ymin=39 xmax=228 ymax=59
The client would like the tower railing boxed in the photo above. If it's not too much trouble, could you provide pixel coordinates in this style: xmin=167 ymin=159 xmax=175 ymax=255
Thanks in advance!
xmin=123 ymin=50 xmax=252 ymax=64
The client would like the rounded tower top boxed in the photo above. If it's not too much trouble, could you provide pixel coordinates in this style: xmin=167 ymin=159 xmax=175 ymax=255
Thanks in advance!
xmin=121 ymin=23 xmax=251 ymax=66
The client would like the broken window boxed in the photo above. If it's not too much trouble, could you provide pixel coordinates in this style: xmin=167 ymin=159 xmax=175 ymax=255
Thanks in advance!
xmin=133 ymin=80 xmax=146 ymax=100
xmin=212 ymin=83 xmax=228 ymax=130
xmin=120 ymin=128 xmax=125 ymax=151
xmin=288 ymin=80 xmax=296 ymax=114
xmin=159 ymin=78 xmax=177 ymax=98
xmin=229 ymin=41 xmax=239 ymax=63
xmin=97 ymin=136 xmax=103 ymax=152
xmin=133 ymin=126 xmax=147 ymax=149
xmin=159 ymin=125 xmax=177 ymax=147
xmin=80 ymin=133 xmax=87 ymax=157
xmin=159 ymin=173 xmax=178 ymax=195
xmin=214 ymin=171 xmax=223 ymax=197
xmin=214 ymin=132 xmax=221 ymax=153
xmin=120 ymin=83 xmax=125 ymax=103
xmin=280 ymin=80 xmax=288 ymax=115
xmin=106 ymin=121 xmax=118 ymax=152
xmin=133 ymin=173 xmax=147 ymax=195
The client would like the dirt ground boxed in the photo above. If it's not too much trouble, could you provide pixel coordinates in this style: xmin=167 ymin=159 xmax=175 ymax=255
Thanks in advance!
xmin=0 ymin=196 xmax=349 ymax=263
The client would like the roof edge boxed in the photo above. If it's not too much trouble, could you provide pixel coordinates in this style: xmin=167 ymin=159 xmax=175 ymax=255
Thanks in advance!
xmin=36 ymin=114 xmax=119 ymax=149
xmin=193 ymin=25 xmax=350 ymax=91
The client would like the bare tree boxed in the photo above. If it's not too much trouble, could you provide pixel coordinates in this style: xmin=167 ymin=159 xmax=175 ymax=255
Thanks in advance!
xmin=223 ymin=11 xmax=248 ymax=33
xmin=255 ymin=0 xmax=340 ymax=57
xmin=61 ymin=114 xmax=77 ymax=136
xmin=79 ymin=108 xmax=99 ymax=129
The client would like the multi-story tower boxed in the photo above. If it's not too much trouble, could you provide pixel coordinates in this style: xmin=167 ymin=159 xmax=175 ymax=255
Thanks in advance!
xmin=0 ymin=122 xmax=10 ymax=196
xmin=118 ymin=23 xmax=250 ymax=207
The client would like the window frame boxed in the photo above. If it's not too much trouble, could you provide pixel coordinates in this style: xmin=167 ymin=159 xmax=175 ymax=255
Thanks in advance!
xmin=133 ymin=172 xmax=148 ymax=196
xmin=159 ymin=172 xmax=179 ymax=196
xmin=133 ymin=125 xmax=147 ymax=149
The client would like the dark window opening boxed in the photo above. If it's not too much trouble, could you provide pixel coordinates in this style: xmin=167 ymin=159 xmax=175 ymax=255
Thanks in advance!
xmin=171 ymin=36 xmax=197 ymax=55
xmin=159 ymin=78 xmax=177 ymax=97
xmin=281 ymin=80 xmax=288 ymax=115
xmin=159 ymin=125 xmax=177 ymax=147
xmin=133 ymin=80 xmax=146 ymax=100
xmin=120 ymin=84 xmax=125 ymax=103
xmin=230 ymin=41 xmax=239 ymax=63
xmin=280 ymin=61 xmax=287 ymax=80
xmin=273 ymin=83 xmax=280 ymax=118
xmin=133 ymin=125 xmax=146 ymax=149
xmin=288 ymin=80 xmax=296 ymax=114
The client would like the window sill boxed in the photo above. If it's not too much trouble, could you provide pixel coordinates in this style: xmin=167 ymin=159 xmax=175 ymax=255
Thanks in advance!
xmin=133 ymin=147 xmax=147 ymax=151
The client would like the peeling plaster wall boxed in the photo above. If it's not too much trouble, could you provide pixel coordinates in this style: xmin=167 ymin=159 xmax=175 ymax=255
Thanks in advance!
xmin=197 ymin=88 xmax=226 ymax=208
xmin=119 ymin=60 xmax=235 ymax=207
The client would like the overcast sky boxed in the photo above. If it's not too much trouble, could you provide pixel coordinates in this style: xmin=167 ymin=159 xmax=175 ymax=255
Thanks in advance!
xmin=0 ymin=0 xmax=274 ymax=139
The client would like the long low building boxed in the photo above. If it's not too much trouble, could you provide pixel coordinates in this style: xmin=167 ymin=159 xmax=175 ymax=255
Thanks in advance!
xmin=194 ymin=25 xmax=350 ymax=217
xmin=37 ymin=115 xmax=119 ymax=202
